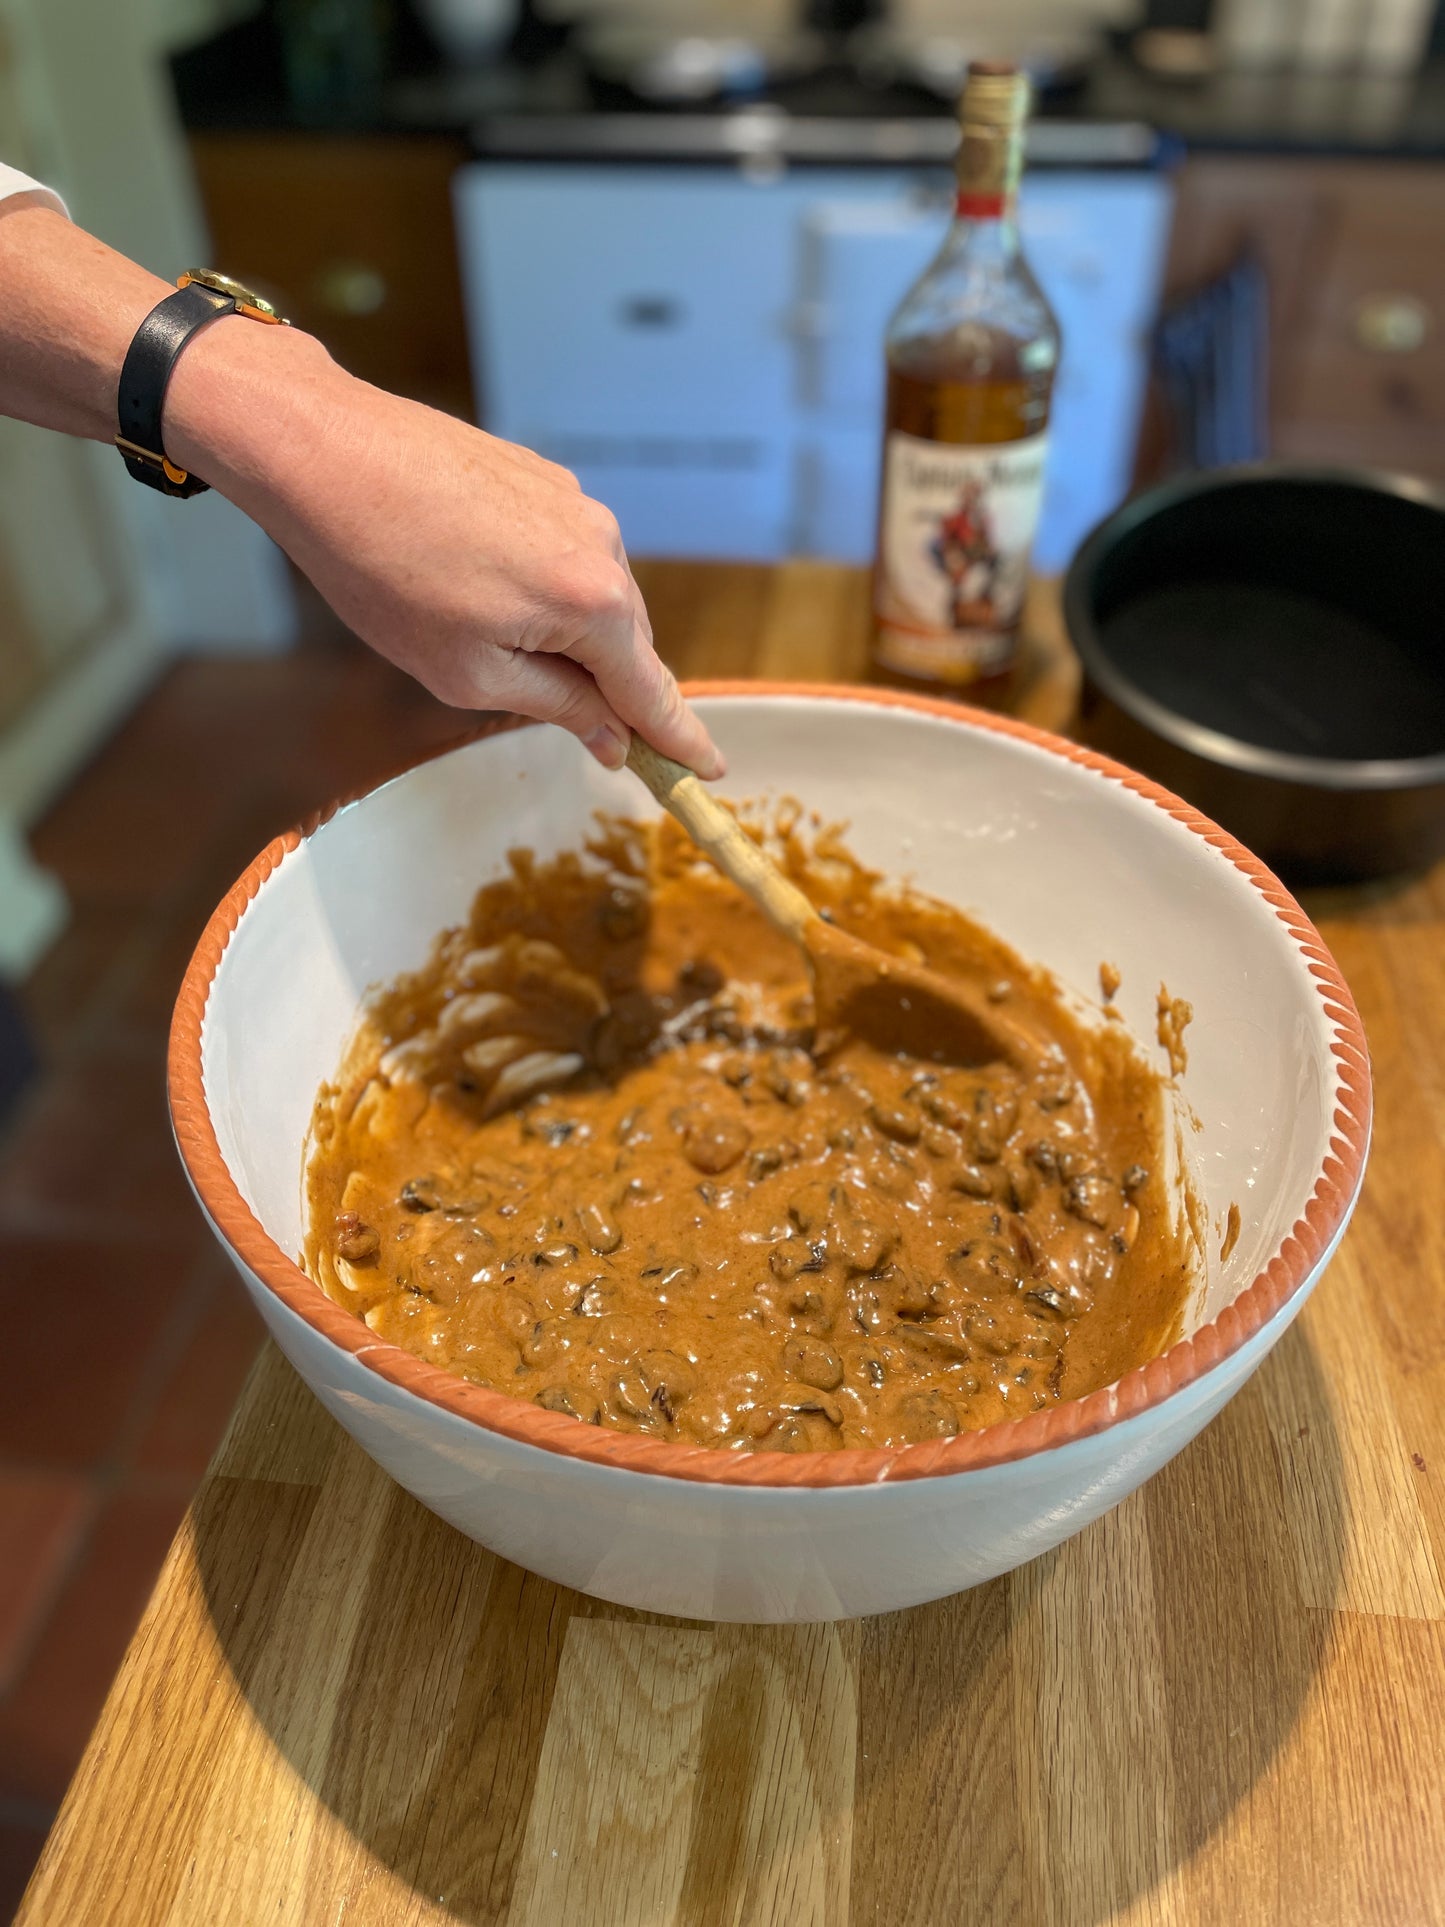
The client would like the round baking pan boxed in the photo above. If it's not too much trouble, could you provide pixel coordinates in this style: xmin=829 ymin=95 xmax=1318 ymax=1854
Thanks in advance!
xmin=1064 ymin=464 xmax=1445 ymax=883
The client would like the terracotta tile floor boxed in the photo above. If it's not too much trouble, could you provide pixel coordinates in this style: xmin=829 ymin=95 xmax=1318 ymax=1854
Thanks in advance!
xmin=0 ymin=588 xmax=469 ymax=1917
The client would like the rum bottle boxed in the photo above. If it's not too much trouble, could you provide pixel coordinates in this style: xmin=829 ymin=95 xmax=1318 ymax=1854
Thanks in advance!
xmin=871 ymin=61 xmax=1060 ymax=703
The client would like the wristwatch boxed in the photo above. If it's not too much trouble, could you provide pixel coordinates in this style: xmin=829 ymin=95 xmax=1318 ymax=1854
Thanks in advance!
xmin=114 ymin=269 xmax=288 ymax=499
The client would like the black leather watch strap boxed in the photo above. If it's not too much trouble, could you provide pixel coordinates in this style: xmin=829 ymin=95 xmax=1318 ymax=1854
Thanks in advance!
xmin=115 ymin=282 xmax=239 ymax=499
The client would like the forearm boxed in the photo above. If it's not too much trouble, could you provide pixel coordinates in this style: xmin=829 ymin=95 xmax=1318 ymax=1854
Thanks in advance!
xmin=0 ymin=197 xmax=345 ymax=516
xmin=0 ymin=199 xmax=170 ymax=439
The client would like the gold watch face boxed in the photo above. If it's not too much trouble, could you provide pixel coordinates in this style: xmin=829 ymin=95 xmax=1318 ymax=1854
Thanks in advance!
xmin=179 ymin=269 xmax=286 ymax=322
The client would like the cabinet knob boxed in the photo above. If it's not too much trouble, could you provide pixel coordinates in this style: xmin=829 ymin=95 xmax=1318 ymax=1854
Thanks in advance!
xmin=312 ymin=261 xmax=388 ymax=318
xmin=1353 ymin=293 xmax=1430 ymax=354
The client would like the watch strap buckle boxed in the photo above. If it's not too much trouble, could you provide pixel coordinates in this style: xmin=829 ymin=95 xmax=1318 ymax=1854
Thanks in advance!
xmin=113 ymin=432 xmax=197 ymax=496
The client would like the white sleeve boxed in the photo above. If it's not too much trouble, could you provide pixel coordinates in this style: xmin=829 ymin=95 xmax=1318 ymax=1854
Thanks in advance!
xmin=0 ymin=161 xmax=68 ymax=218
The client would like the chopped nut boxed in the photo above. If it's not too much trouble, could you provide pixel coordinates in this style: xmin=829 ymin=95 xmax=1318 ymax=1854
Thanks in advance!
xmin=869 ymin=1101 xmax=921 ymax=1144
xmin=334 ymin=1212 xmax=379 ymax=1264
xmin=782 ymin=1334 xmax=844 ymax=1391
xmin=577 ymin=1202 xmax=622 ymax=1254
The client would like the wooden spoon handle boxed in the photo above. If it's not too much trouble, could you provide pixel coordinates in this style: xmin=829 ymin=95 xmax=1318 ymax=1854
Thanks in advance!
xmin=626 ymin=736 xmax=818 ymax=946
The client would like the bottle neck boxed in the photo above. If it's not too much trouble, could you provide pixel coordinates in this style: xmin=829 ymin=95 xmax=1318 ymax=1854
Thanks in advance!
xmin=947 ymin=195 xmax=1021 ymax=257
xmin=954 ymin=115 xmax=1024 ymax=234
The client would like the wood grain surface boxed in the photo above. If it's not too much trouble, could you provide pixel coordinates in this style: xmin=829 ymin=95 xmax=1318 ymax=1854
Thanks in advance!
xmin=18 ymin=567 xmax=1445 ymax=1926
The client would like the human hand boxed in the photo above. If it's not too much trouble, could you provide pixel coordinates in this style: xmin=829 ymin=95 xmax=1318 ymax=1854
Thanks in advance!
xmin=0 ymin=207 xmax=718 ymax=769
xmin=168 ymin=328 xmax=723 ymax=776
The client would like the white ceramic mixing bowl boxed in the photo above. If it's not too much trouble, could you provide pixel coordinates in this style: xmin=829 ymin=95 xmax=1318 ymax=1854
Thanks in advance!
xmin=170 ymin=687 xmax=1371 ymax=1621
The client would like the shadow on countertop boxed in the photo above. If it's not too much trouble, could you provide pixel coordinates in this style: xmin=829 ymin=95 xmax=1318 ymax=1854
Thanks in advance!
xmin=188 ymin=1317 xmax=1344 ymax=1923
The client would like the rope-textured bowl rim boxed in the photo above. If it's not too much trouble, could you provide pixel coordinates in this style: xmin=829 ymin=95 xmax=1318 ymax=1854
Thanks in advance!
xmin=168 ymin=682 xmax=1372 ymax=1489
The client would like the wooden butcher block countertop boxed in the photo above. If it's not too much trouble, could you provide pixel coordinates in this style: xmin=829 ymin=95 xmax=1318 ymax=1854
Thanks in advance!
xmin=19 ymin=565 xmax=1445 ymax=1926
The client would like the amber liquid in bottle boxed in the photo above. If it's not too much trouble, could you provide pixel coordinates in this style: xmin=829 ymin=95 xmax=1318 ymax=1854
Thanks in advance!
xmin=871 ymin=63 xmax=1059 ymax=707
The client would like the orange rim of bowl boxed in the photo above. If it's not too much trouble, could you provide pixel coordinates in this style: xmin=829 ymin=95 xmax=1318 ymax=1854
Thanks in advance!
xmin=168 ymin=682 xmax=1372 ymax=1489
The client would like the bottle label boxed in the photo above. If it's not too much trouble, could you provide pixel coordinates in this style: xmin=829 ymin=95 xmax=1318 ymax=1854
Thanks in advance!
xmin=874 ymin=430 xmax=1049 ymax=685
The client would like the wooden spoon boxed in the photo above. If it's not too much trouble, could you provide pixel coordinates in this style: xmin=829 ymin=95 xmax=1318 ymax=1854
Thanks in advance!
xmin=626 ymin=738 xmax=1038 ymax=1071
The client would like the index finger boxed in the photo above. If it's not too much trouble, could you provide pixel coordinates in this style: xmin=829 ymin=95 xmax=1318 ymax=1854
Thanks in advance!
xmin=566 ymin=597 xmax=725 ymax=780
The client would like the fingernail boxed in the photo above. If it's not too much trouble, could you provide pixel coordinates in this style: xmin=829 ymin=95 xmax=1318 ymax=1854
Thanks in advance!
xmin=700 ymin=743 xmax=727 ymax=780
xmin=585 ymin=724 xmax=629 ymax=770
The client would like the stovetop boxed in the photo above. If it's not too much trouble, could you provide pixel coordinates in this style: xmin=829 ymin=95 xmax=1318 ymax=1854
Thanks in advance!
xmin=170 ymin=10 xmax=1445 ymax=164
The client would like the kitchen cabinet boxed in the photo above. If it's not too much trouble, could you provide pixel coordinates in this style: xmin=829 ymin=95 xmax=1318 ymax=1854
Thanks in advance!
xmin=454 ymin=162 xmax=1174 ymax=571
xmin=187 ymin=132 xmax=475 ymax=419
xmin=180 ymin=127 xmax=1445 ymax=576
xmin=1150 ymin=154 xmax=1445 ymax=483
